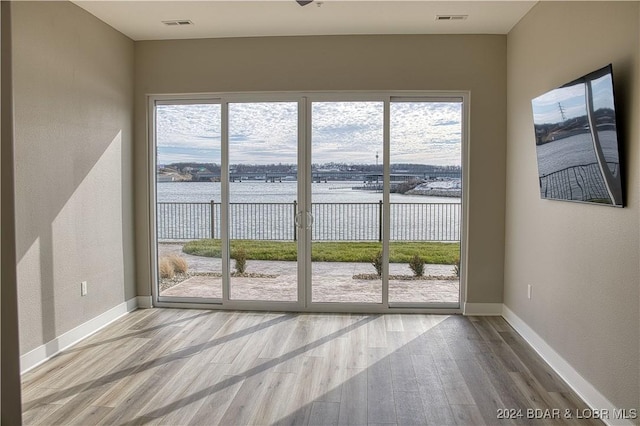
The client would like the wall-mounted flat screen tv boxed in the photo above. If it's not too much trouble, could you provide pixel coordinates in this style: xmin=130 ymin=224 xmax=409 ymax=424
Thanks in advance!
xmin=531 ymin=64 xmax=624 ymax=207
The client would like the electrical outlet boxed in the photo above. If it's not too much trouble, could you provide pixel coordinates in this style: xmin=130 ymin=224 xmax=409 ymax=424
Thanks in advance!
xmin=527 ymin=284 xmax=532 ymax=299
xmin=81 ymin=281 xmax=88 ymax=296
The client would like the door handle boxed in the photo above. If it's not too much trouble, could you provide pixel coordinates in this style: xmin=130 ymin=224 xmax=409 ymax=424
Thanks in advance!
xmin=295 ymin=211 xmax=313 ymax=229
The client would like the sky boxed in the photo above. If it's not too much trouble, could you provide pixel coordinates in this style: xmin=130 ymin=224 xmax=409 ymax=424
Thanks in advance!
xmin=531 ymin=73 xmax=615 ymax=125
xmin=156 ymin=100 xmax=462 ymax=166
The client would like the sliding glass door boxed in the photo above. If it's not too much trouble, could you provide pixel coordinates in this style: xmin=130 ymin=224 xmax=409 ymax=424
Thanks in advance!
xmin=155 ymin=102 xmax=222 ymax=301
xmin=388 ymin=100 xmax=462 ymax=306
xmin=152 ymin=93 xmax=465 ymax=311
xmin=228 ymin=102 xmax=299 ymax=302
xmin=309 ymin=101 xmax=384 ymax=304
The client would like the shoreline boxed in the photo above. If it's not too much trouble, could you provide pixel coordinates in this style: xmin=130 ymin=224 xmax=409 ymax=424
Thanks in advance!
xmin=405 ymin=188 xmax=461 ymax=198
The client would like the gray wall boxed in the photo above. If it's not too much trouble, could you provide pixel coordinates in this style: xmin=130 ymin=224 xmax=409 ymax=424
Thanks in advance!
xmin=11 ymin=1 xmax=135 ymax=354
xmin=505 ymin=2 xmax=639 ymax=410
xmin=134 ymin=35 xmax=508 ymax=305
xmin=1 ymin=1 xmax=23 ymax=422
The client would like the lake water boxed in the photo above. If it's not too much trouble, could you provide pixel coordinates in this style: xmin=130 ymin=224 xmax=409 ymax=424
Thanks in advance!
xmin=157 ymin=181 xmax=461 ymax=241
xmin=535 ymin=131 xmax=620 ymax=202
xmin=535 ymin=130 xmax=619 ymax=176
xmin=157 ymin=181 xmax=460 ymax=204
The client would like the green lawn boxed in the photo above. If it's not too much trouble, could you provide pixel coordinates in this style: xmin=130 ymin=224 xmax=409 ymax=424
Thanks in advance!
xmin=182 ymin=239 xmax=460 ymax=264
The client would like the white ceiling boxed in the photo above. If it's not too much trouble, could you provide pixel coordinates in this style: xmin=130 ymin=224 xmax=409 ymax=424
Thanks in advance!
xmin=72 ymin=1 xmax=538 ymax=41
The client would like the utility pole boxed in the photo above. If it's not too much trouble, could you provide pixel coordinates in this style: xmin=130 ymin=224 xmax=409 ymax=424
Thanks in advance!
xmin=558 ymin=102 xmax=567 ymax=121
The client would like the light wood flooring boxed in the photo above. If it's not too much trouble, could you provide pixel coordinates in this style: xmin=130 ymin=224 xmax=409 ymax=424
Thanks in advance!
xmin=21 ymin=309 xmax=601 ymax=425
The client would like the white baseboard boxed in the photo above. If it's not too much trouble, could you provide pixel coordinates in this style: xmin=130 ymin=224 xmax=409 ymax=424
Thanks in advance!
xmin=463 ymin=302 xmax=503 ymax=315
xmin=20 ymin=297 xmax=138 ymax=374
xmin=137 ymin=295 xmax=153 ymax=309
xmin=502 ymin=305 xmax=634 ymax=426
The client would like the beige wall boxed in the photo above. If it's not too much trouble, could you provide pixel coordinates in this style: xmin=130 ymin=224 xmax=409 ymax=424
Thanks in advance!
xmin=12 ymin=1 xmax=135 ymax=354
xmin=134 ymin=35 xmax=508 ymax=304
xmin=5 ymin=0 xmax=639 ymax=416
xmin=505 ymin=1 xmax=639 ymax=410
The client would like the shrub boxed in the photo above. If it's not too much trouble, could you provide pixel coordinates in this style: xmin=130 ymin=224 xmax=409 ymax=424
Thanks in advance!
xmin=159 ymin=255 xmax=188 ymax=279
xmin=233 ymin=247 xmax=247 ymax=274
xmin=371 ymin=250 xmax=383 ymax=278
xmin=454 ymin=257 xmax=460 ymax=277
xmin=391 ymin=178 xmax=422 ymax=194
xmin=168 ymin=254 xmax=188 ymax=274
xmin=159 ymin=257 xmax=175 ymax=279
xmin=409 ymin=254 xmax=425 ymax=277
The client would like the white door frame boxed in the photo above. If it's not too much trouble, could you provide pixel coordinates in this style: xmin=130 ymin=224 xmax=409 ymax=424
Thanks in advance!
xmin=148 ymin=91 xmax=469 ymax=314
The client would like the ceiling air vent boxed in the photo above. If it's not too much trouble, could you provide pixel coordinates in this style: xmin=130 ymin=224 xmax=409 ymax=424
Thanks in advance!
xmin=162 ymin=20 xmax=194 ymax=26
xmin=435 ymin=15 xmax=468 ymax=21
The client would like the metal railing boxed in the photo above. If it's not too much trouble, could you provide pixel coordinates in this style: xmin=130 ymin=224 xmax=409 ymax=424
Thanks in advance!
xmin=311 ymin=202 xmax=382 ymax=241
xmin=157 ymin=202 xmax=215 ymax=240
xmin=539 ymin=162 xmax=618 ymax=202
xmin=390 ymin=203 xmax=460 ymax=241
xmin=157 ymin=201 xmax=461 ymax=241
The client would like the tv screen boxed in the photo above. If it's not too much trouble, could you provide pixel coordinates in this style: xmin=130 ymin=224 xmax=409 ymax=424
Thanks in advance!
xmin=531 ymin=64 xmax=623 ymax=207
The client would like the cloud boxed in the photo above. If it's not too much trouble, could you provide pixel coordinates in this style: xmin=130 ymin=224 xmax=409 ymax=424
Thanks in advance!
xmin=311 ymin=101 xmax=384 ymax=164
xmin=157 ymin=100 xmax=462 ymax=166
xmin=229 ymin=102 xmax=299 ymax=164
xmin=157 ymin=147 xmax=220 ymax=165
xmin=157 ymin=104 xmax=222 ymax=151
xmin=390 ymin=102 xmax=462 ymax=165
xmin=591 ymin=74 xmax=615 ymax=111
xmin=532 ymin=83 xmax=587 ymax=124
xmin=532 ymin=75 xmax=617 ymax=126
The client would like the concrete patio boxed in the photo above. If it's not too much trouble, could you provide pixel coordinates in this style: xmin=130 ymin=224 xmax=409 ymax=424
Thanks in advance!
xmin=158 ymin=243 xmax=459 ymax=304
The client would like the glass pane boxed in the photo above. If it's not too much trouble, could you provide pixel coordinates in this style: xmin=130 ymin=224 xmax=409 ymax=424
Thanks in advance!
xmin=389 ymin=101 xmax=462 ymax=304
xmin=228 ymin=102 xmax=299 ymax=302
xmin=311 ymin=102 xmax=384 ymax=303
xmin=156 ymin=103 xmax=222 ymax=300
